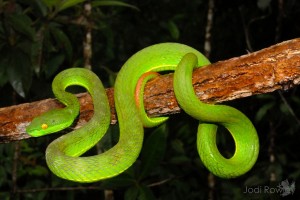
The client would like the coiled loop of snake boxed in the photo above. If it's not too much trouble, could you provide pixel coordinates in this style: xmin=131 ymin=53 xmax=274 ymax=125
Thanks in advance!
xmin=26 ymin=43 xmax=259 ymax=182
xmin=173 ymin=53 xmax=259 ymax=178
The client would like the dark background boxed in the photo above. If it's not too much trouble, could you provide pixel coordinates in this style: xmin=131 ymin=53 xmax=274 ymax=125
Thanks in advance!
xmin=0 ymin=0 xmax=299 ymax=199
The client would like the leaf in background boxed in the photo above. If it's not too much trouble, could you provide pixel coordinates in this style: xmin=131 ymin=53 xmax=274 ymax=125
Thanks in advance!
xmin=255 ymin=102 xmax=275 ymax=122
xmin=42 ymin=0 xmax=61 ymax=8
xmin=279 ymin=102 xmax=291 ymax=116
xmin=102 ymin=27 xmax=115 ymax=60
xmin=18 ymin=0 xmax=49 ymax=17
xmin=34 ymin=0 xmax=49 ymax=17
xmin=169 ymin=138 xmax=191 ymax=164
xmin=125 ymin=186 xmax=139 ymax=200
xmin=50 ymin=25 xmax=73 ymax=62
xmin=257 ymin=0 xmax=271 ymax=10
xmin=137 ymin=185 xmax=156 ymax=200
xmin=289 ymin=162 xmax=300 ymax=179
xmin=0 ymin=166 xmax=7 ymax=187
xmin=100 ymin=66 xmax=118 ymax=86
xmin=58 ymin=0 xmax=86 ymax=12
xmin=244 ymin=175 xmax=266 ymax=187
xmin=91 ymin=0 xmax=139 ymax=11
xmin=169 ymin=155 xmax=191 ymax=165
xmin=6 ymin=14 xmax=35 ymax=41
xmin=291 ymin=95 xmax=300 ymax=105
xmin=44 ymin=54 xmax=65 ymax=78
xmin=0 ymin=62 xmax=8 ymax=87
xmin=31 ymin=27 xmax=45 ymax=76
xmin=170 ymin=139 xmax=185 ymax=154
xmin=27 ymin=165 xmax=49 ymax=176
xmin=101 ymin=173 xmax=135 ymax=188
xmin=7 ymin=49 xmax=32 ymax=98
xmin=159 ymin=20 xmax=180 ymax=41
xmin=139 ymin=124 xmax=167 ymax=180
xmin=167 ymin=20 xmax=180 ymax=40
xmin=8 ymin=70 xmax=25 ymax=97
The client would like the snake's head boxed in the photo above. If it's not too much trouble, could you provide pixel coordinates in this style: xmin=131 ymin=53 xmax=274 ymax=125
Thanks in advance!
xmin=26 ymin=109 xmax=74 ymax=137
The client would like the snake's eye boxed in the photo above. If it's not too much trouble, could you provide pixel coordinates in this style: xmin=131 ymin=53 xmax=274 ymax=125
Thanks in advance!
xmin=41 ymin=124 xmax=48 ymax=130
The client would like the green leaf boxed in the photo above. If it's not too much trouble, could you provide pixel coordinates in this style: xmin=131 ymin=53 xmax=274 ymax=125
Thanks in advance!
xmin=255 ymin=94 xmax=275 ymax=100
xmin=257 ymin=0 xmax=271 ymax=10
xmin=255 ymin=102 xmax=275 ymax=122
xmin=100 ymin=66 xmax=118 ymax=86
xmin=289 ymin=162 xmax=300 ymax=179
xmin=0 ymin=166 xmax=7 ymax=186
xmin=291 ymin=95 xmax=300 ymax=105
xmin=244 ymin=175 xmax=266 ymax=187
xmin=42 ymin=0 xmax=61 ymax=8
xmin=21 ymin=141 xmax=34 ymax=153
xmin=279 ymin=102 xmax=290 ymax=116
xmin=171 ymin=139 xmax=185 ymax=154
xmin=50 ymin=25 xmax=73 ymax=61
xmin=137 ymin=185 xmax=156 ymax=200
xmin=139 ymin=124 xmax=167 ymax=180
xmin=125 ymin=185 xmax=156 ymax=200
xmin=6 ymin=14 xmax=35 ymax=41
xmin=31 ymin=31 xmax=44 ymax=75
xmin=6 ymin=49 xmax=32 ymax=98
xmin=58 ymin=0 xmax=86 ymax=12
xmin=8 ymin=70 xmax=25 ymax=97
xmin=125 ymin=186 xmax=139 ymax=200
xmin=34 ymin=0 xmax=49 ymax=16
xmin=0 ymin=192 xmax=9 ymax=200
xmin=45 ymin=54 xmax=65 ymax=78
xmin=102 ymin=27 xmax=115 ymax=60
xmin=169 ymin=155 xmax=191 ymax=165
xmin=27 ymin=165 xmax=49 ymax=176
xmin=19 ymin=0 xmax=49 ymax=17
xmin=0 ymin=63 xmax=8 ymax=87
xmin=91 ymin=0 xmax=139 ymax=11
xmin=101 ymin=173 xmax=135 ymax=188
xmin=167 ymin=20 xmax=180 ymax=40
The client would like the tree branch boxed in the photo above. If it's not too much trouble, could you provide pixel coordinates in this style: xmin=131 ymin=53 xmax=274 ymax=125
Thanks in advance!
xmin=1 ymin=38 xmax=300 ymax=143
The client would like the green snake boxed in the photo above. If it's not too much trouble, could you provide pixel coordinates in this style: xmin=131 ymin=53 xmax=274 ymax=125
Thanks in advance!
xmin=26 ymin=43 xmax=259 ymax=182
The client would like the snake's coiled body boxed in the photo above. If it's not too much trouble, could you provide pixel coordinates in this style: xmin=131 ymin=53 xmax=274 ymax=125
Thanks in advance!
xmin=26 ymin=43 xmax=259 ymax=182
xmin=173 ymin=53 xmax=259 ymax=178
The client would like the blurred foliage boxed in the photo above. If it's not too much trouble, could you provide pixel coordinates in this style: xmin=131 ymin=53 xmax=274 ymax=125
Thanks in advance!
xmin=0 ymin=0 xmax=300 ymax=199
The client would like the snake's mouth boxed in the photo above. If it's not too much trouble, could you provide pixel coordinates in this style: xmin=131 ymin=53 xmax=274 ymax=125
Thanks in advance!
xmin=26 ymin=124 xmax=45 ymax=137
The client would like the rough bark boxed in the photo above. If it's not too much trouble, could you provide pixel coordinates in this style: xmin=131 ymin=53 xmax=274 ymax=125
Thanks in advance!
xmin=0 ymin=38 xmax=300 ymax=143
